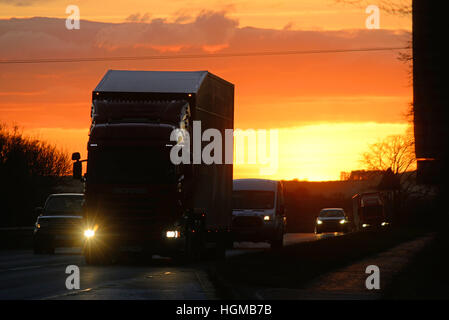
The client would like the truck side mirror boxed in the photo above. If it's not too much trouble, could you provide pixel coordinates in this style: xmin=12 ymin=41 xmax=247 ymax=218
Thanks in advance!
xmin=72 ymin=152 xmax=81 ymax=161
xmin=73 ymin=161 xmax=82 ymax=180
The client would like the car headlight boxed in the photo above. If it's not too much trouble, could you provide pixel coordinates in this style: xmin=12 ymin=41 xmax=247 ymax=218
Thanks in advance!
xmin=317 ymin=220 xmax=323 ymax=225
xmin=339 ymin=219 xmax=347 ymax=224
xmin=263 ymin=215 xmax=271 ymax=221
xmin=166 ymin=230 xmax=180 ymax=238
xmin=84 ymin=229 xmax=95 ymax=238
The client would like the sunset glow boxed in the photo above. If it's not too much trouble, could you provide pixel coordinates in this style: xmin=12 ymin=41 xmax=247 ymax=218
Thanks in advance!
xmin=0 ymin=1 xmax=412 ymax=181
xmin=233 ymin=122 xmax=410 ymax=181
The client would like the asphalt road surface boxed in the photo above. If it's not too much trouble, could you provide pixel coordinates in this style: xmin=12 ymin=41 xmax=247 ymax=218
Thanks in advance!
xmin=0 ymin=232 xmax=339 ymax=300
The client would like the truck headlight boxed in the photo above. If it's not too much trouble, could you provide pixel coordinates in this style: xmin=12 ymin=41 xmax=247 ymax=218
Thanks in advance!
xmin=166 ymin=231 xmax=180 ymax=238
xmin=84 ymin=229 xmax=95 ymax=238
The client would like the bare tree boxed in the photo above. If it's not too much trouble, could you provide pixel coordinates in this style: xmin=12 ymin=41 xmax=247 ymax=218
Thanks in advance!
xmin=359 ymin=128 xmax=438 ymax=224
xmin=361 ymin=129 xmax=416 ymax=177
xmin=0 ymin=124 xmax=71 ymax=177
xmin=334 ymin=0 xmax=411 ymax=16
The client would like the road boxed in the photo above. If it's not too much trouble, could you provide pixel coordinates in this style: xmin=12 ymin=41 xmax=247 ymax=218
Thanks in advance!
xmin=0 ymin=233 xmax=339 ymax=300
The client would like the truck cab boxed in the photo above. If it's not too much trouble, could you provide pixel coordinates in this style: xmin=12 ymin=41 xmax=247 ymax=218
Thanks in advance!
xmin=352 ymin=192 xmax=388 ymax=230
xmin=231 ymin=179 xmax=286 ymax=249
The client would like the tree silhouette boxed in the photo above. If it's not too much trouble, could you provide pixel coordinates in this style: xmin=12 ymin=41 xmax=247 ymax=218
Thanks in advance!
xmin=361 ymin=130 xmax=416 ymax=177
xmin=360 ymin=128 xmax=422 ymax=225
xmin=0 ymin=124 xmax=72 ymax=226
xmin=334 ymin=0 xmax=411 ymax=16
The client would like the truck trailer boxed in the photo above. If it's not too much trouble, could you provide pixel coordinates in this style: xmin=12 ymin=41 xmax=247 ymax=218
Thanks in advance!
xmin=72 ymin=70 xmax=234 ymax=264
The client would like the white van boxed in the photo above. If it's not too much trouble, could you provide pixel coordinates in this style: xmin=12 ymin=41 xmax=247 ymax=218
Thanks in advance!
xmin=231 ymin=179 xmax=286 ymax=248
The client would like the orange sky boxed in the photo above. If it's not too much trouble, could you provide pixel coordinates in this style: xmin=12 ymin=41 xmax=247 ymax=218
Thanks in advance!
xmin=0 ymin=1 xmax=412 ymax=181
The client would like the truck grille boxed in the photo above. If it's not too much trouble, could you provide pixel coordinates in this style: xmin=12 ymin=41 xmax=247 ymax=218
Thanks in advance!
xmin=99 ymin=196 xmax=157 ymax=216
xmin=39 ymin=218 xmax=82 ymax=231
xmin=232 ymin=216 xmax=263 ymax=228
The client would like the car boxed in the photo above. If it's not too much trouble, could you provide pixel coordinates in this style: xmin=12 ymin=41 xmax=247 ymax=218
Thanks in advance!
xmin=33 ymin=193 xmax=84 ymax=254
xmin=314 ymin=208 xmax=350 ymax=234
xmin=231 ymin=179 xmax=286 ymax=249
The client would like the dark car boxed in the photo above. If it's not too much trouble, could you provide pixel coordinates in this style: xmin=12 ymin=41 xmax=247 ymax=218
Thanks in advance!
xmin=33 ymin=193 xmax=84 ymax=254
xmin=314 ymin=208 xmax=351 ymax=234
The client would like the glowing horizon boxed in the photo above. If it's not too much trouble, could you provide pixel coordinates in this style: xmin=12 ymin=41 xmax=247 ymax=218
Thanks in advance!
xmin=22 ymin=121 xmax=411 ymax=182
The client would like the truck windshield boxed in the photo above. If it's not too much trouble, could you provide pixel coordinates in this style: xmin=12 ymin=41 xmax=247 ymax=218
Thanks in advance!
xmin=45 ymin=196 xmax=84 ymax=215
xmin=232 ymin=190 xmax=275 ymax=210
xmin=88 ymin=147 xmax=176 ymax=184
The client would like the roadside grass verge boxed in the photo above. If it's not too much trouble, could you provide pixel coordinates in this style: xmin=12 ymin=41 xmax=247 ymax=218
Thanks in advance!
xmin=382 ymin=231 xmax=449 ymax=299
xmin=214 ymin=228 xmax=427 ymax=292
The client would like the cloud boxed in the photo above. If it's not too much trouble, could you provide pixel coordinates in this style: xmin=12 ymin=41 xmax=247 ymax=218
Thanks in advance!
xmin=0 ymin=30 xmax=81 ymax=57
xmin=0 ymin=0 xmax=48 ymax=6
xmin=0 ymin=12 xmax=411 ymax=130
xmin=125 ymin=12 xmax=151 ymax=23
xmin=94 ymin=10 xmax=239 ymax=50
xmin=0 ymin=13 xmax=409 ymax=56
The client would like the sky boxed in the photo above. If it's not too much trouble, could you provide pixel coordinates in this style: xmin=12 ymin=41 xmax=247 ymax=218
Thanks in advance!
xmin=0 ymin=0 xmax=412 ymax=181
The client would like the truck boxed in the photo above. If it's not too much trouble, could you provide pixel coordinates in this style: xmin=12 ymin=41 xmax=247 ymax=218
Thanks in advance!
xmin=72 ymin=70 xmax=234 ymax=264
xmin=352 ymin=192 xmax=388 ymax=231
